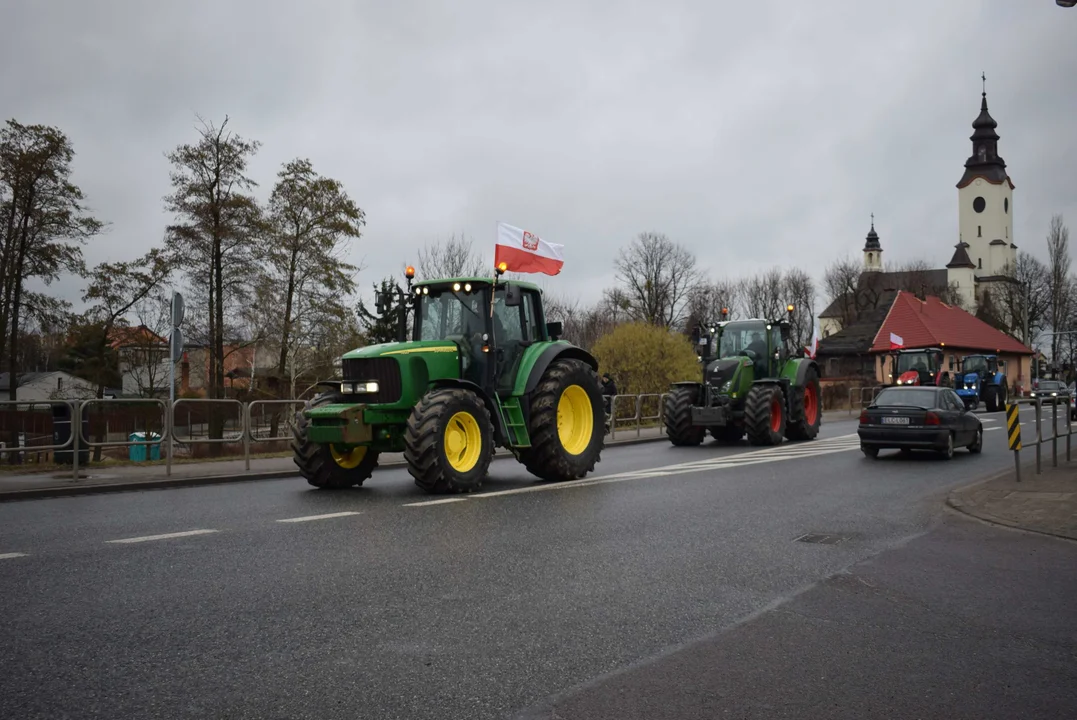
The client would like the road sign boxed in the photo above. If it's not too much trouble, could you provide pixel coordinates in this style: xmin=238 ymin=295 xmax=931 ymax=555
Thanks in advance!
xmin=1005 ymin=403 xmax=1021 ymax=451
xmin=171 ymin=328 xmax=184 ymax=364
xmin=171 ymin=291 xmax=185 ymax=328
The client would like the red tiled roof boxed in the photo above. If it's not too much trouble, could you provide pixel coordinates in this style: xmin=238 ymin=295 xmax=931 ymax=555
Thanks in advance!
xmin=870 ymin=291 xmax=1032 ymax=355
xmin=109 ymin=325 xmax=167 ymax=349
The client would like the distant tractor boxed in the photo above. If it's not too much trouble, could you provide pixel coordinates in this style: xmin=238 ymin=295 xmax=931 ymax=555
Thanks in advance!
xmin=664 ymin=305 xmax=821 ymax=447
xmin=887 ymin=348 xmax=953 ymax=388
xmin=955 ymin=354 xmax=1008 ymax=412
xmin=291 ymin=265 xmax=606 ymax=493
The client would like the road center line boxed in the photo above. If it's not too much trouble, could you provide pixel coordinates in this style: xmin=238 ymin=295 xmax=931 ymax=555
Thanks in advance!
xmin=0 ymin=552 xmax=28 ymax=560
xmin=106 ymin=529 xmax=219 ymax=544
xmin=404 ymin=498 xmax=469 ymax=507
xmin=276 ymin=511 xmax=361 ymax=523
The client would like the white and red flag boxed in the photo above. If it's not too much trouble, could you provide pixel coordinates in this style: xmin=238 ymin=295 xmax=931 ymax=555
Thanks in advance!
xmin=805 ymin=320 xmax=821 ymax=358
xmin=494 ymin=222 xmax=564 ymax=276
xmin=889 ymin=332 xmax=904 ymax=350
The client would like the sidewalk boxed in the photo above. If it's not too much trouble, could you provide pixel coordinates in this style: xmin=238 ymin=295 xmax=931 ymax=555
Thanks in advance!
xmin=0 ymin=427 xmax=669 ymax=501
xmin=949 ymin=463 xmax=1077 ymax=541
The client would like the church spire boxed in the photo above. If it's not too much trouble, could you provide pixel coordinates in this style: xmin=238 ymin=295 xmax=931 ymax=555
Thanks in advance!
xmin=863 ymin=214 xmax=882 ymax=272
xmin=957 ymin=74 xmax=1008 ymax=188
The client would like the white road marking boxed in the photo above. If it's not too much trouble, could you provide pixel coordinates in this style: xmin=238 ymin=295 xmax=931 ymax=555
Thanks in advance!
xmin=465 ymin=434 xmax=864 ymax=500
xmin=403 ymin=498 xmax=468 ymax=507
xmin=0 ymin=552 xmax=28 ymax=560
xmin=106 ymin=529 xmax=218 ymax=544
xmin=276 ymin=511 xmax=361 ymax=523
xmin=986 ymin=427 xmax=1003 ymax=432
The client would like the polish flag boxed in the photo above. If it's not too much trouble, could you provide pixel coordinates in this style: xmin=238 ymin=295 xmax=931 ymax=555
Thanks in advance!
xmin=806 ymin=320 xmax=821 ymax=359
xmin=889 ymin=332 xmax=904 ymax=350
xmin=494 ymin=222 xmax=564 ymax=276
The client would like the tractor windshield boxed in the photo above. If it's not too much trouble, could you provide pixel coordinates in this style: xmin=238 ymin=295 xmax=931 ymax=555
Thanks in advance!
xmin=718 ymin=321 xmax=770 ymax=359
xmin=961 ymin=356 xmax=989 ymax=375
xmin=416 ymin=288 xmax=487 ymax=342
xmin=895 ymin=351 xmax=938 ymax=375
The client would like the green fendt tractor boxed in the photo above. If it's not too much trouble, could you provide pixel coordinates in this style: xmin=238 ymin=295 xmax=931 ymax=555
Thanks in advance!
xmin=291 ymin=264 xmax=606 ymax=493
xmin=664 ymin=305 xmax=822 ymax=446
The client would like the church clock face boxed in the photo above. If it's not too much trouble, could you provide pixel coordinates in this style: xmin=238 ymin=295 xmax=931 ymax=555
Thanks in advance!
xmin=973 ymin=196 xmax=986 ymax=213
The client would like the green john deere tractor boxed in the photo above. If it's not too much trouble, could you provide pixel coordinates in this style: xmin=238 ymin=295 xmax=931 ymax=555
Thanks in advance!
xmin=664 ymin=306 xmax=822 ymax=446
xmin=292 ymin=265 xmax=606 ymax=493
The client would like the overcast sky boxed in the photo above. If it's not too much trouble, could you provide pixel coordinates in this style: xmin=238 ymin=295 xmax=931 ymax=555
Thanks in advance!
xmin=3 ymin=0 xmax=1075 ymax=313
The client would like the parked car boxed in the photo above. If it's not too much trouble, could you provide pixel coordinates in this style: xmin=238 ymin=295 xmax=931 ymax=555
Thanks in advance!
xmin=858 ymin=386 xmax=983 ymax=460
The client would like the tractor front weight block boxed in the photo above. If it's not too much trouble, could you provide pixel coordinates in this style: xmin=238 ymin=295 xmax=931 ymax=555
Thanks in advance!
xmin=691 ymin=406 xmax=728 ymax=425
xmin=307 ymin=403 xmax=374 ymax=446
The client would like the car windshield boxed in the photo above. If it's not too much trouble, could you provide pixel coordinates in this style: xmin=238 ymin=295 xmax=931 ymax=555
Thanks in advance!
xmin=718 ymin=321 xmax=768 ymax=358
xmin=961 ymin=356 xmax=988 ymax=374
xmin=873 ymin=388 xmax=938 ymax=408
xmin=1037 ymin=381 xmax=1065 ymax=393
xmin=416 ymin=288 xmax=487 ymax=342
xmin=896 ymin=352 xmax=938 ymax=374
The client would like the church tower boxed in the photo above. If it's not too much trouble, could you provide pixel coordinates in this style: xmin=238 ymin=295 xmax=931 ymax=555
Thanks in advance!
xmin=955 ymin=77 xmax=1016 ymax=283
xmin=863 ymin=215 xmax=883 ymax=272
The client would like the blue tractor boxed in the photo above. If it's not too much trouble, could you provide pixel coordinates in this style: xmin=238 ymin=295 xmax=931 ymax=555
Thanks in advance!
xmin=955 ymin=354 xmax=1008 ymax=412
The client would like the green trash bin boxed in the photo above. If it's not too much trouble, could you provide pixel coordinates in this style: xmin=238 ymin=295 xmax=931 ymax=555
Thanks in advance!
xmin=128 ymin=432 xmax=162 ymax=462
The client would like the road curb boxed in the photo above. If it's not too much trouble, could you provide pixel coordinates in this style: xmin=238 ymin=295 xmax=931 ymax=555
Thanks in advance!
xmin=945 ymin=467 xmax=1077 ymax=542
xmin=0 ymin=433 xmax=670 ymax=502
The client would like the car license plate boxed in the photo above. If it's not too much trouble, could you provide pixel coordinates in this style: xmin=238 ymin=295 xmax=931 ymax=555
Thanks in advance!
xmin=881 ymin=416 xmax=910 ymax=425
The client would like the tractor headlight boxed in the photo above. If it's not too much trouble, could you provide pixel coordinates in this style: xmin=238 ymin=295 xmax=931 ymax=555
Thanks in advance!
xmin=342 ymin=381 xmax=379 ymax=394
xmin=721 ymin=380 xmax=732 ymax=392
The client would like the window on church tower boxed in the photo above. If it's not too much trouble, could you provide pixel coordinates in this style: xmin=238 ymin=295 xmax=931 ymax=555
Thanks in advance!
xmin=977 ymin=226 xmax=982 ymax=237
xmin=978 ymin=258 xmax=982 ymax=269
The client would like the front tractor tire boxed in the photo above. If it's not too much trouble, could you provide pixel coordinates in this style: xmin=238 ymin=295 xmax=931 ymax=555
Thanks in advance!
xmin=520 ymin=358 xmax=605 ymax=482
xmin=664 ymin=386 xmax=706 ymax=446
xmin=404 ymin=388 xmax=494 ymax=494
xmin=745 ymin=384 xmax=787 ymax=446
xmin=786 ymin=367 xmax=822 ymax=442
xmin=292 ymin=393 xmax=380 ymax=489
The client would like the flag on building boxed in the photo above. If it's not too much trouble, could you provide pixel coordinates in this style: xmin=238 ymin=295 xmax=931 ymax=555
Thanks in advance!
xmin=889 ymin=332 xmax=904 ymax=350
xmin=494 ymin=222 xmax=564 ymax=276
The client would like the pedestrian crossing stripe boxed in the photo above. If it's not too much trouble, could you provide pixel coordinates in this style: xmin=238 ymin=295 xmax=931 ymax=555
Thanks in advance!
xmin=1005 ymin=403 xmax=1022 ymax=451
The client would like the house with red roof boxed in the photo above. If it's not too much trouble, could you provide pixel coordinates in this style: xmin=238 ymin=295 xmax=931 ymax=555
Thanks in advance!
xmin=816 ymin=290 xmax=1034 ymax=392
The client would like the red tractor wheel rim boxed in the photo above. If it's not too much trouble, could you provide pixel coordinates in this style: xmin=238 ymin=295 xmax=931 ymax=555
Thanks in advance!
xmin=770 ymin=396 xmax=782 ymax=432
xmin=804 ymin=383 xmax=818 ymax=425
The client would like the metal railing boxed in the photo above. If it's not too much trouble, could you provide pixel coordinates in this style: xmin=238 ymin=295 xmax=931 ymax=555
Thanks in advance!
xmin=608 ymin=393 xmax=669 ymax=439
xmin=1006 ymin=396 xmax=1075 ymax=480
xmin=1 ymin=393 xmax=676 ymax=480
xmin=848 ymin=386 xmax=884 ymax=415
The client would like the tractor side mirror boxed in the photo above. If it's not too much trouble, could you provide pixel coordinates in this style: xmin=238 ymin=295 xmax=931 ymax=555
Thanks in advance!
xmin=779 ymin=320 xmax=791 ymax=340
xmin=504 ymin=283 xmax=522 ymax=307
xmin=375 ymin=291 xmax=389 ymax=315
xmin=546 ymin=321 xmax=563 ymax=340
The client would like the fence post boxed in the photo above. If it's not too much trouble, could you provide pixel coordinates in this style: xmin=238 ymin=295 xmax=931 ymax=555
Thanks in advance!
xmin=72 ymin=401 xmax=81 ymax=481
xmin=243 ymin=403 xmax=251 ymax=472
xmin=1035 ymin=400 xmax=1042 ymax=475
xmin=166 ymin=400 xmax=173 ymax=477
xmin=1006 ymin=403 xmax=1022 ymax=483
xmin=1052 ymin=400 xmax=1059 ymax=468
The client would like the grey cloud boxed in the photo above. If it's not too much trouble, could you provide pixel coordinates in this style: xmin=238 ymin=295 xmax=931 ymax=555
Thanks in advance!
xmin=2 ymin=0 xmax=1074 ymax=311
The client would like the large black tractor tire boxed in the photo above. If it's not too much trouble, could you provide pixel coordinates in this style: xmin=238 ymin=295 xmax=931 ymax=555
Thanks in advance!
xmin=519 ymin=358 xmax=605 ymax=482
xmin=786 ymin=367 xmax=822 ymax=441
xmin=404 ymin=387 xmax=494 ymax=494
xmin=984 ymin=385 xmax=1006 ymax=413
xmin=664 ymin=386 xmax=706 ymax=446
xmin=292 ymin=393 xmax=380 ymax=489
xmin=745 ymin=384 xmax=787 ymax=446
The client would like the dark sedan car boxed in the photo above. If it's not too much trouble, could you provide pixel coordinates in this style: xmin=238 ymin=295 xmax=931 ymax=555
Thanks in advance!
xmin=858 ymin=386 xmax=983 ymax=460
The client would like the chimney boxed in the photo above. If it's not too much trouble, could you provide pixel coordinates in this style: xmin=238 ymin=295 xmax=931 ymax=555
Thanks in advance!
xmin=181 ymin=351 xmax=190 ymax=393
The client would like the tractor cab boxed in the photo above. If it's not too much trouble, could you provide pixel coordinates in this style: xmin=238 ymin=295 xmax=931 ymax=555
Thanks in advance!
xmin=407 ymin=272 xmax=560 ymax=398
xmin=691 ymin=306 xmax=794 ymax=379
xmin=889 ymin=348 xmax=950 ymax=387
xmin=960 ymin=354 xmax=1001 ymax=379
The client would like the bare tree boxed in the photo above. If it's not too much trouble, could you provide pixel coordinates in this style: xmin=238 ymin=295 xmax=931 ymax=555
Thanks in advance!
xmin=684 ymin=279 xmax=740 ymax=333
xmin=1 ymin=120 xmax=103 ymax=401
xmin=125 ymin=293 xmax=173 ymax=398
xmin=741 ymin=269 xmax=785 ymax=319
xmin=416 ymin=233 xmax=487 ymax=279
xmin=261 ymin=158 xmax=363 ymax=433
xmin=164 ymin=115 xmax=264 ymax=421
xmin=782 ymin=268 xmax=816 ymax=350
xmin=822 ymin=257 xmax=863 ymax=330
xmin=1046 ymin=214 xmax=1072 ymax=363
xmin=611 ymin=231 xmax=699 ymax=328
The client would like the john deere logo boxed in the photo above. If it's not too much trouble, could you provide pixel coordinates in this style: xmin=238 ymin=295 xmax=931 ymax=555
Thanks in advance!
xmin=522 ymin=231 xmax=539 ymax=251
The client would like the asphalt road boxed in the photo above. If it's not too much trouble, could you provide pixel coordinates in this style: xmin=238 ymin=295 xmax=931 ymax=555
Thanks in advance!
xmin=0 ymin=407 xmax=1068 ymax=719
